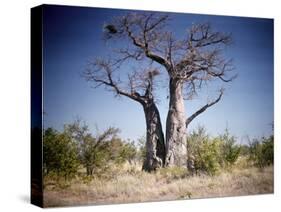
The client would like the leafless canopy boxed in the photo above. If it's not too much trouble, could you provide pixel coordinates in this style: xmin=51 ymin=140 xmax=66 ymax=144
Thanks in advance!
xmin=83 ymin=58 xmax=160 ymax=106
xmin=103 ymin=13 xmax=236 ymax=98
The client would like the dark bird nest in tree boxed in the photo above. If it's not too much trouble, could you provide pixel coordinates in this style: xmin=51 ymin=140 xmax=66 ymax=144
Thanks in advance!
xmin=104 ymin=24 xmax=117 ymax=34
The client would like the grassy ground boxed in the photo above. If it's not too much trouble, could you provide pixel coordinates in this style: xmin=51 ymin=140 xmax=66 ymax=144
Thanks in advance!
xmin=43 ymin=164 xmax=273 ymax=207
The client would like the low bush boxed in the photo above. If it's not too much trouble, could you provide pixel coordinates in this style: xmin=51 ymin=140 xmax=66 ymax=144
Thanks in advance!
xmin=218 ymin=129 xmax=241 ymax=167
xmin=187 ymin=127 xmax=221 ymax=175
xmin=187 ymin=126 xmax=242 ymax=175
xmin=44 ymin=120 xmax=141 ymax=183
xmin=43 ymin=128 xmax=80 ymax=180
xmin=248 ymin=135 xmax=274 ymax=168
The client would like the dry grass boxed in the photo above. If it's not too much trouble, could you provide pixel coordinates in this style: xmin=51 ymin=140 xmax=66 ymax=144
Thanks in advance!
xmin=43 ymin=164 xmax=273 ymax=207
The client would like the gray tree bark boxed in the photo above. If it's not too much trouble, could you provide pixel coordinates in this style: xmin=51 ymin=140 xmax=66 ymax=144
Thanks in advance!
xmin=142 ymin=100 xmax=165 ymax=172
xmin=165 ymin=79 xmax=187 ymax=167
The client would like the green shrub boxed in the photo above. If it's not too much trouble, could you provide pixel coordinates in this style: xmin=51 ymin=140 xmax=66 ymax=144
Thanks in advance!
xmin=187 ymin=126 xmax=221 ymax=175
xmin=187 ymin=126 xmax=243 ymax=175
xmin=218 ymin=129 xmax=241 ymax=167
xmin=64 ymin=120 xmax=120 ymax=175
xmin=118 ymin=141 xmax=138 ymax=164
xmin=43 ymin=128 xmax=79 ymax=180
xmin=248 ymin=135 xmax=274 ymax=167
xmin=44 ymin=119 xmax=141 ymax=181
xmin=262 ymin=135 xmax=274 ymax=165
xmin=106 ymin=138 xmax=138 ymax=164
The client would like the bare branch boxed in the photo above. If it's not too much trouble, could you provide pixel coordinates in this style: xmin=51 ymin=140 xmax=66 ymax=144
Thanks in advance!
xmin=83 ymin=58 xmax=162 ymax=106
xmin=104 ymin=13 xmax=172 ymax=71
xmin=113 ymin=48 xmax=144 ymax=64
xmin=83 ymin=59 xmax=145 ymax=103
xmin=205 ymin=59 xmax=237 ymax=82
xmin=186 ymin=89 xmax=224 ymax=127
xmin=189 ymin=23 xmax=232 ymax=48
xmin=102 ymin=15 xmax=236 ymax=112
xmin=144 ymin=14 xmax=169 ymax=33
xmin=173 ymin=23 xmax=235 ymax=90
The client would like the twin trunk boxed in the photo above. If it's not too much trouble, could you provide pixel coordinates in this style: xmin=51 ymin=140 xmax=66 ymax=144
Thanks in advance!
xmin=142 ymin=79 xmax=188 ymax=171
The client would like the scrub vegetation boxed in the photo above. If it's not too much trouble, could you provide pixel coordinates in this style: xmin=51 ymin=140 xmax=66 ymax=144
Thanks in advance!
xmin=42 ymin=121 xmax=273 ymax=207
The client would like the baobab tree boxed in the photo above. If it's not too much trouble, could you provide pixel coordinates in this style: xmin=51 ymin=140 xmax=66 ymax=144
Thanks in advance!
xmin=101 ymin=12 xmax=236 ymax=167
xmin=83 ymin=59 xmax=165 ymax=171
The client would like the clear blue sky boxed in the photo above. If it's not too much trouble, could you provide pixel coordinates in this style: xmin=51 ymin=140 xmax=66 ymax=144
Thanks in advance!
xmin=43 ymin=5 xmax=273 ymax=143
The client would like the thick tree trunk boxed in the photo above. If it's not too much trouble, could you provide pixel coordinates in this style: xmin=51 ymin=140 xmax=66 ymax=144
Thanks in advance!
xmin=165 ymin=78 xmax=187 ymax=167
xmin=142 ymin=101 xmax=165 ymax=172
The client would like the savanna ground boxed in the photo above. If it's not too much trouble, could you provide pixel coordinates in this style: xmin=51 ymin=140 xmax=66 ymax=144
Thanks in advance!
xmin=41 ymin=123 xmax=274 ymax=207
xmin=43 ymin=162 xmax=273 ymax=207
